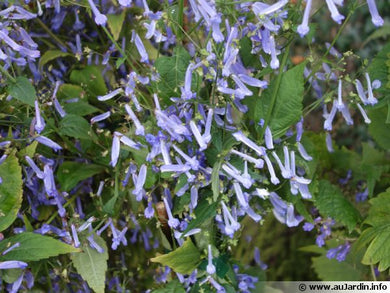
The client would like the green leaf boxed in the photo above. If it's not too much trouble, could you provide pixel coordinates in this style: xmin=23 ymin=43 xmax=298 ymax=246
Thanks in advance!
xmin=7 ymin=76 xmax=36 ymax=106
xmin=57 ymin=161 xmax=106 ymax=191
xmin=64 ymin=102 xmax=99 ymax=116
xmin=154 ymin=46 xmax=191 ymax=102
xmin=183 ymin=198 xmax=218 ymax=234
xmin=0 ymin=154 xmax=22 ymax=232
xmin=58 ymin=84 xmax=85 ymax=99
xmin=311 ymin=255 xmax=363 ymax=281
xmin=39 ymin=50 xmax=73 ymax=69
xmin=150 ymin=239 xmax=201 ymax=274
xmin=0 ymin=232 xmax=80 ymax=262
xmin=152 ymin=280 xmax=186 ymax=293
xmin=107 ymin=12 xmax=126 ymax=41
xmin=368 ymin=105 xmax=390 ymax=150
xmin=70 ymin=66 xmax=108 ymax=97
xmin=315 ymin=180 xmax=361 ymax=232
xmin=254 ymin=63 xmax=305 ymax=138
xmin=357 ymin=188 xmax=390 ymax=271
xmin=71 ymin=234 xmax=108 ymax=293
xmin=0 ymin=269 xmax=23 ymax=284
xmin=239 ymin=37 xmax=261 ymax=68
xmin=368 ymin=42 xmax=390 ymax=95
xmin=59 ymin=114 xmax=92 ymax=139
xmin=17 ymin=141 xmax=38 ymax=162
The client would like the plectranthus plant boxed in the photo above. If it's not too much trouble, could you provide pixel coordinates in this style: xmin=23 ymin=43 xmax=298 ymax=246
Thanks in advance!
xmin=0 ymin=0 xmax=388 ymax=291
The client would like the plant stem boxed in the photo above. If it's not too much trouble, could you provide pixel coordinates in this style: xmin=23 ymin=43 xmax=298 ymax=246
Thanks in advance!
xmin=177 ymin=0 xmax=184 ymax=41
xmin=0 ymin=65 xmax=16 ymax=83
xmin=35 ymin=18 xmax=70 ymax=50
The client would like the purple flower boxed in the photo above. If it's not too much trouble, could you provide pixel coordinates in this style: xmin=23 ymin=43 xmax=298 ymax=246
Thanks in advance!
xmin=87 ymin=234 xmax=104 ymax=253
xmin=125 ymin=104 xmax=145 ymax=136
xmin=303 ymin=222 xmax=315 ymax=231
xmin=264 ymin=126 xmax=274 ymax=149
xmin=190 ymin=185 xmax=198 ymax=210
xmin=110 ymin=132 xmax=121 ymax=167
xmin=269 ymin=192 xmax=303 ymax=227
xmin=25 ymin=156 xmax=44 ymax=179
xmin=365 ymin=73 xmax=378 ymax=105
xmin=87 ymin=0 xmax=107 ymax=25
xmin=356 ymin=187 xmax=369 ymax=202
xmin=132 ymin=164 xmax=147 ymax=201
xmin=232 ymin=131 xmax=265 ymax=156
xmin=0 ymin=261 xmax=27 ymax=270
xmin=263 ymin=154 xmax=280 ymax=185
xmin=71 ymin=224 xmax=80 ymax=248
xmin=297 ymin=0 xmax=312 ymax=37
xmin=2 ymin=243 xmax=20 ymax=255
xmin=221 ymin=201 xmax=240 ymax=238
xmin=119 ymin=0 xmax=132 ymax=7
xmin=325 ymin=0 xmax=345 ymax=24
xmin=367 ymin=0 xmax=384 ymax=27
xmin=131 ymin=30 xmax=149 ymax=63
xmin=91 ymin=111 xmax=111 ymax=124
xmin=181 ymin=63 xmax=196 ymax=100
xmin=297 ymin=142 xmax=313 ymax=161
xmin=35 ymin=136 xmax=62 ymax=152
xmin=163 ymin=197 xmax=180 ymax=229
xmin=222 ymin=163 xmax=252 ymax=189
xmin=356 ymin=104 xmax=371 ymax=124
xmin=145 ymin=201 xmax=154 ymax=218
xmin=97 ymin=88 xmax=123 ymax=101
xmin=325 ymin=132 xmax=334 ymax=153
xmin=207 ymin=245 xmax=216 ymax=274
xmin=34 ymin=100 xmax=45 ymax=134
xmin=230 ymin=150 xmax=264 ymax=169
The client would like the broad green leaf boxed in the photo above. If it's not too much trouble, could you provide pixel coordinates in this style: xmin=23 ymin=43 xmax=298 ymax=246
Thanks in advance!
xmin=107 ymin=12 xmax=126 ymax=41
xmin=70 ymin=66 xmax=108 ymax=96
xmin=151 ymin=239 xmax=201 ymax=274
xmin=39 ymin=50 xmax=73 ymax=68
xmin=354 ymin=191 xmax=390 ymax=270
xmin=154 ymin=46 xmax=191 ymax=102
xmin=311 ymin=256 xmax=362 ymax=281
xmin=0 ymin=154 xmax=22 ymax=232
xmin=368 ymin=105 xmax=390 ymax=150
xmin=7 ymin=76 xmax=36 ymax=106
xmin=354 ymin=187 xmax=390 ymax=271
xmin=183 ymin=198 xmax=218 ymax=234
xmin=17 ymin=141 xmax=38 ymax=162
xmin=0 ymin=232 xmax=80 ymax=262
xmin=254 ymin=62 xmax=305 ymax=138
xmin=152 ymin=280 xmax=186 ymax=293
xmin=58 ymin=84 xmax=85 ymax=99
xmin=0 ymin=269 xmax=23 ymax=284
xmin=362 ymin=225 xmax=390 ymax=271
xmin=57 ymin=161 xmax=106 ymax=191
xmin=315 ymin=180 xmax=360 ymax=232
xmin=63 ymin=102 xmax=99 ymax=116
xmin=59 ymin=114 xmax=92 ymax=139
xmin=71 ymin=234 xmax=108 ymax=293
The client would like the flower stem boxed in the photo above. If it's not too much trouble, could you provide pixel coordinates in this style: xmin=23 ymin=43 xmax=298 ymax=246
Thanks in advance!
xmin=0 ymin=65 xmax=16 ymax=83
